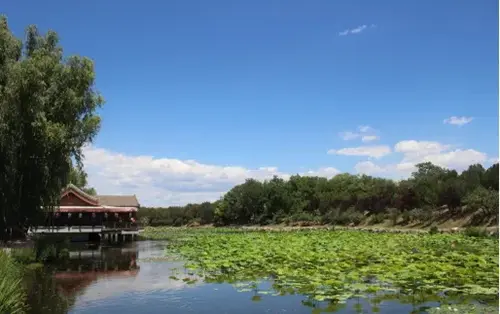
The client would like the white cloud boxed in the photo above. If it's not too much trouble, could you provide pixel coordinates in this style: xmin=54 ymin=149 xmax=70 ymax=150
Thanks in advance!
xmin=354 ymin=161 xmax=386 ymax=175
xmin=420 ymin=149 xmax=487 ymax=169
xmin=358 ymin=125 xmax=374 ymax=133
xmin=82 ymin=146 xmax=341 ymax=206
xmin=395 ymin=140 xmax=451 ymax=161
xmin=361 ymin=135 xmax=379 ymax=142
xmin=350 ymin=25 xmax=367 ymax=34
xmin=302 ymin=167 xmax=340 ymax=178
xmin=328 ymin=145 xmax=391 ymax=158
xmin=339 ymin=125 xmax=379 ymax=141
xmin=339 ymin=131 xmax=360 ymax=140
xmin=338 ymin=24 xmax=376 ymax=36
xmin=443 ymin=116 xmax=473 ymax=126
xmin=355 ymin=140 xmax=490 ymax=178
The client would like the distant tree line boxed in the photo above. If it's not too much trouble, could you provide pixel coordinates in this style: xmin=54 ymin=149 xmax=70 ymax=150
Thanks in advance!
xmin=139 ymin=202 xmax=217 ymax=226
xmin=139 ymin=162 xmax=499 ymax=227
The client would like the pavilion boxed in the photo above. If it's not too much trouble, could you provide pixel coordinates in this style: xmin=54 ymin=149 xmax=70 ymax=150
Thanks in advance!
xmin=32 ymin=184 xmax=140 ymax=241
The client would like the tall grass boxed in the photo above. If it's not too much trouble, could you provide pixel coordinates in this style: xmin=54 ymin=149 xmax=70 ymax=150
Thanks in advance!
xmin=0 ymin=250 xmax=27 ymax=314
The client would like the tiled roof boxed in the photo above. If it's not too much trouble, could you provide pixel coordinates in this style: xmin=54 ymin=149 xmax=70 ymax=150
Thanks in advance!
xmin=62 ymin=184 xmax=140 ymax=207
xmin=97 ymin=195 xmax=140 ymax=207
xmin=63 ymin=184 xmax=99 ymax=206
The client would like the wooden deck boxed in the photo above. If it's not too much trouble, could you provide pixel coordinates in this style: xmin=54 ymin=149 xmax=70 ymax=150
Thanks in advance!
xmin=28 ymin=225 xmax=140 ymax=235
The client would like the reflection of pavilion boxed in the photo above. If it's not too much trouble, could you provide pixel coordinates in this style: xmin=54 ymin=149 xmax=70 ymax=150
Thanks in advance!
xmin=54 ymin=269 xmax=140 ymax=297
xmin=53 ymin=246 xmax=140 ymax=297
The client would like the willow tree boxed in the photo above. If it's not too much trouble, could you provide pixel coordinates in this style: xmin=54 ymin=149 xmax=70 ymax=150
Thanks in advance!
xmin=68 ymin=162 xmax=97 ymax=195
xmin=0 ymin=16 xmax=104 ymax=240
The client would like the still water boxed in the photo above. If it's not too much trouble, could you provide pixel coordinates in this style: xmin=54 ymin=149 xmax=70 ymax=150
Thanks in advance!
xmin=25 ymin=241 xmax=461 ymax=314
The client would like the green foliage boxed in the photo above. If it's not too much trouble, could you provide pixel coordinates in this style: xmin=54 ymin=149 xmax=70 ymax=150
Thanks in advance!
xmin=283 ymin=211 xmax=322 ymax=226
xmin=0 ymin=251 xmax=27 ymax=314
xmin=68 ymin=163 xmax=96 ymax=195
xmin=429 ymin=225 xmax=439 ymax=234
xmin=139 ymin=202 xmax=216 ymax=227
xmin=32 ymin=236 xmax=70 ymax=262
xmin=428 ymin=304 xmax=499 ymax=314
xmin=10 ymin=248 xmax=37 ymax=265
xmin=408 ymin=208 xmax=433 ymax=223
xmin=138 ymin=162 xmax=499 ymax=228
xmin=464 ymin=187 xmax=499 ymax=214
xmin=401 ymin=210 xmax=412 ymax=224
xmin=463 ymin=227 xmax=490 ymax=238
xmin=387 ymin=208 xmax=400 ymax=226
xmin=368 ymin=213 xmax=386 ymax=225
xmin=324 ymin=207 xmax=364 ymax=226
xmin=482 ymin=163 xmax=499 ymax=191
xmin=0 ymin=16 xmax=104 ymax=240
xmin=164 ymin=229 xmax=499 ymax=304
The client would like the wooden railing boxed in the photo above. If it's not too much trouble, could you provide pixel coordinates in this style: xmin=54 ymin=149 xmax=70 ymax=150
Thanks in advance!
xmin=31 ymin=221 xmax=139 ymax=232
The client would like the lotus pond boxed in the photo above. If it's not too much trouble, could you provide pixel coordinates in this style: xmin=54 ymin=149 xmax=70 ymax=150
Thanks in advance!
xmin=162 ymin=228 xmax=499 ymax=313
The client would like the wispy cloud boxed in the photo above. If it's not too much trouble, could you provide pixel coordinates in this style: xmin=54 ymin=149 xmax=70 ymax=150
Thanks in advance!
xmin=328 ymin=145 xmax=391 ymax=159
xmin=339 ymin=131 xmax=361 ymax=140
xmin=443 ymin=116 xmax=474 ymax=126
xmin=338 ymin=24 xmax=375 ymax=36
xmin=361 ymin=135 xmax=379 ymax=142
xmin=339 ymin=125 xmax=380 ymax=142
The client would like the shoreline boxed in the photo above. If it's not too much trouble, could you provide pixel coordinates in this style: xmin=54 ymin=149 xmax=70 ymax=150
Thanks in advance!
xmin=142 ymin=224 xmax=499 ymax=235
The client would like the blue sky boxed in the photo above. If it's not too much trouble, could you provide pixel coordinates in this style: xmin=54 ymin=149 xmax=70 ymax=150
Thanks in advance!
xmin=2 ymin=0 xmax=498 ymax=205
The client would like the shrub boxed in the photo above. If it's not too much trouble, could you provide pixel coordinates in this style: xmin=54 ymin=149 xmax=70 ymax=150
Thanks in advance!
xmin=369 ymin=213 xmax=386 ymax=225
xmin=139 ymin=217 xmax=150 ymax=227
xmin=186 ymin=218 xmax=202 ymax=227
xmin=429 ymin=225 xmax=439 ymax=235
xmin=401 ymin=210 xmax=411 ymax=224
xmin=0 ymin=251 xmax=27 ymax=314
xmin=407 ymin=208 xmax=433 ymax=223
xmin=11 ymin=248 xmax=36 ymax=265
xmin=284 ymin=212 xmax=321 ymax=226
xmin=387 ymin=208 xmax=400 ymax=226
xmin=325 ymin=207 xmax=364 ymax=226
xmin=463 ymin=227 xmax=490 ymax=238
xmin=463 ymin=187 xmax=499 ymax=215
xmin=321 ymin=209 xmax=338 ymax=224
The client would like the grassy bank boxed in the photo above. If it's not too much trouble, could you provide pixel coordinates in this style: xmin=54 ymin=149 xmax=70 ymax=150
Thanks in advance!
xmin=0 ymin=236 xmax=72 ymax=314
xmin=0 ymin=251 xmax=28 ymax=314
xmin=139 ymin=203 xmax=498 ymax=237
xmin=160 ymin=228 xmax=498 ymax=310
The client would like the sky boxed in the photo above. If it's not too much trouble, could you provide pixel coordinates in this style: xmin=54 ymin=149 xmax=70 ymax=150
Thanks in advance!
xmin=2 ymin=0 xmax=499 ymax=206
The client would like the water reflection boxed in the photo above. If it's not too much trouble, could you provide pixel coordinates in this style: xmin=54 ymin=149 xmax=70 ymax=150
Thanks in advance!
xmin=26 ymin=242 xmax=142 ymax=313
xmin=53 ymin=245 xmax=140 ymax=298
xmin=24 ymin=241 xmax=498 ymax=314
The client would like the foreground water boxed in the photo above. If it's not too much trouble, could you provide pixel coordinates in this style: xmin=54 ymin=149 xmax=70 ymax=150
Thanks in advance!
xmin=24 ymin=241 xmax=492 ymax=314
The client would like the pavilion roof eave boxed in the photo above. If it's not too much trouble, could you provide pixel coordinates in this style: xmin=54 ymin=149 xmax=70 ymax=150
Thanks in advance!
xmin=56 ymin=206 xmax=138 ymax=213
xmin=61 ymin=184 xmax=100 ymax=206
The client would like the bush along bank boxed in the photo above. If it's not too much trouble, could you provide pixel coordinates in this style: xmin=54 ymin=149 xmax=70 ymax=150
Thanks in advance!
xmin=0 ymin=235 xmax=72 ymax=314
xmin=0 ymin=250 xmax=28 ymax=314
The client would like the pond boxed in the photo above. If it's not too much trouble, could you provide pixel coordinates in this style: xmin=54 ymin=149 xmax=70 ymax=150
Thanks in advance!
xmin=25 ymin=240 xmax=496 ymax=314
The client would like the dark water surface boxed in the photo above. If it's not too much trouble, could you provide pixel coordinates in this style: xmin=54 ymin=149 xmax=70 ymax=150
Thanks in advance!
xmin=25 ymin=241 xmax=469 ymax=314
